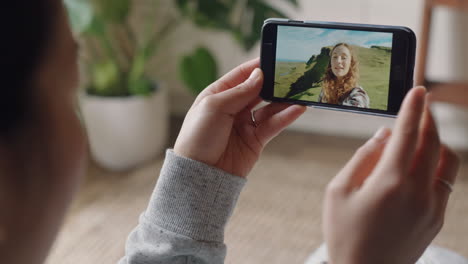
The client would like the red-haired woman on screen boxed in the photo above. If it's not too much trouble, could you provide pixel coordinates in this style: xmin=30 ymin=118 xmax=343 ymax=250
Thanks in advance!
xmin=318 ymin=43 xmax=370 ymax=108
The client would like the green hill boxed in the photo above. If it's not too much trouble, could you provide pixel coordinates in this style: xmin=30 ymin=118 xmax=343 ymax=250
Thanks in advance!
xmin=274 ymin=45 xmax=392 ymax=110
xmin=286 ymin=47 xmax=331 ymax=98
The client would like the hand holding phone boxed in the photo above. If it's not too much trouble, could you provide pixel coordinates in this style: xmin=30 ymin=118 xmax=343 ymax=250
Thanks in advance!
xmin=260 ymin=19 xmax=416 ymax=117
xmin=174 ymin=59 xmax=306 ymax=178
xmin=323 ymin=87 xmax=459 ymax=264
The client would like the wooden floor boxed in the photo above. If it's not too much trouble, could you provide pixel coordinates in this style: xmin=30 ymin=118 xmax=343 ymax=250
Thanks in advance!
xmin=46 ymin=117 xmax=468 ymax=264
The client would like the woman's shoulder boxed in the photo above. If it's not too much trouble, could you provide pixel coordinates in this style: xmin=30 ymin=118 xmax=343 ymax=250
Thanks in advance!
xmin=350 ymin=86 xmax=368 ymax=96
xmin=342 ymin=86 xmax=370 ymax=108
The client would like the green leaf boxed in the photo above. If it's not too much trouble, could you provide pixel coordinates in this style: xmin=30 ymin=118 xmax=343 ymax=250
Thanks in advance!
xmin=127 ymin=47 xmax=158 ymax=96
xmin=64 ymin=0 xmax=94 ymax=34
xmin=128 ymin=49 xmax=148 ymax=89
xmin=94 ymin=0 xmax=131 ymax=24
xmin=89 ymin=60 xmax=125 ymax=96
xmin=179 ymin=47 xmax=218 ymax=95
xmin=85 ymin=16 xmax=106 ymax=36
xmin=176 ymin=0 xmax=231 ymax=30
xmin=176 ymin=0 xmax=189 ymax=13
xmin=175 ymin=0 xmax=295 ymax=51
xmin=128 ymin=78 xmax=155 ymax=96
xmin=141 ymin=37 xmax=159 ymax=62
xmin=285 ymin=0 xmax=299 ymax=6
xmin=237 ymin=0 xmax=288 ymax=51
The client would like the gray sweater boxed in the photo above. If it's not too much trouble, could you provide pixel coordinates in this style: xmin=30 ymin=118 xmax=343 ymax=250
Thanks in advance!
xmin=119 ymin=150 xmax=246 ymax=264
xmin=117 ymin=151 xmax=468 ymax=264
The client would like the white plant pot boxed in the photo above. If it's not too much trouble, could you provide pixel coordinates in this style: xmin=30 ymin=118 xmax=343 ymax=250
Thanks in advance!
xmin=80 ymin=87 xmax=168 ymax=171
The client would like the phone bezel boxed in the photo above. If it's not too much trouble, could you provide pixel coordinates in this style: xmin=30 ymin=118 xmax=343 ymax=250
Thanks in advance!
xmin=260 ymin=19 xmax=416 ymax=117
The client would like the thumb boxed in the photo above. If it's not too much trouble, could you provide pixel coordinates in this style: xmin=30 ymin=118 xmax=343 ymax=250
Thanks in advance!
xmin=207 ymin=68 xmax=263 ymax=115
xmin=330 ymin=127 xmax=391 ymax=192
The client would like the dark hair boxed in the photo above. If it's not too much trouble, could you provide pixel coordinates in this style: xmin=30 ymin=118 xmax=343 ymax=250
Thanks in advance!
xmin=0 ymin=1 xmax=53 ymax=135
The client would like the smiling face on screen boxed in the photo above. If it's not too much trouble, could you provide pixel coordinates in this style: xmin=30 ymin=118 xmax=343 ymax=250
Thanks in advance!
xmin=330 ymin=45 xmax=352 ymax=79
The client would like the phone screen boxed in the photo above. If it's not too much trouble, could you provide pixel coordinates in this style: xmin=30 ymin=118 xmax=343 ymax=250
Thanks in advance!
xmin=274 ymin=25 xmax=394 ymax=111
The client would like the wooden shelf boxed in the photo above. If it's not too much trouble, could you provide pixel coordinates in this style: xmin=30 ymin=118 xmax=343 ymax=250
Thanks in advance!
xmin=427 ymin=81 xmax=468 ymax=107
xmin=416 ymin=0 xmax=468 ymax=108
xmin=433 ymin=0 xmax=468 ymax=10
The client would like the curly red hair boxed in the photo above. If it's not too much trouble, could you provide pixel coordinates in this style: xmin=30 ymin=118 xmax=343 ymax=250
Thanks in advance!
xmin=322 ymin=43 xmax=360 ymax=104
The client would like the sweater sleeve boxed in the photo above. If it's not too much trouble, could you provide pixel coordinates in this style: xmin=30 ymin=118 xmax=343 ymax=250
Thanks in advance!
xmin=118 ymin=150 xmax=247 ymax=264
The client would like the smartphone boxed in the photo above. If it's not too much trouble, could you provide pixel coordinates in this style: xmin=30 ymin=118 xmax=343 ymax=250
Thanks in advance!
xmin=260 ymin=18 xmax=416 ymax=117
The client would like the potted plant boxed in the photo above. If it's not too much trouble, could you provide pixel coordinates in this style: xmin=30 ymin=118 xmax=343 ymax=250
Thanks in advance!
xmin=65 ymin=0 xmax=171 ymax=171
xmin=65 ymin=0 xmax=299 ymax=171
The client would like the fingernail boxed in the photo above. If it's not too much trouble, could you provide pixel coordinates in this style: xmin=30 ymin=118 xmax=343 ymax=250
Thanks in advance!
xmin=248 ymin=68 xmax=261 ymax=81
xmin=373 ymin=127 xmax=391 ymax=141
xmin=415 ymin=86 xmax=427 ymax=93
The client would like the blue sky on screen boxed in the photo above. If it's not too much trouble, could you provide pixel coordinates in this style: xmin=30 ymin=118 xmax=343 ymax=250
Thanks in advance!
xmin=276 ymin=26 xmax=393 ymax=62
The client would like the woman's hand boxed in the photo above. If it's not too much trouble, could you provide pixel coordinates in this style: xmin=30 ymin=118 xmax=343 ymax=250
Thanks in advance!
xmin=324 ymin=87 xmax=460 ymax=264
xmin=174 ymin=58 xmax=306 ymax=178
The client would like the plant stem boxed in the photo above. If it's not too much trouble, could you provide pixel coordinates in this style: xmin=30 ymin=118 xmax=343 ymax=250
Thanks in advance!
xmin=113 ymin=25 xmax=134 ymax=69
xmin=99 ymin=25 xmax=126 ymax=73
xmin=82 ymin=38 xmax=101 ymax=62
xmin=124 ymin=23 xmax=137 ymax=54
xmin=230 ymin=0 xmax=248 ymax=29
xmin=146 ymin=15 xmax=182 ymax=58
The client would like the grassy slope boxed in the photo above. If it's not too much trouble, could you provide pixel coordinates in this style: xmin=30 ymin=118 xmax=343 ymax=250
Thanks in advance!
xmin=274 ymin=46 xmax=391 ymax=110
xmin=274 ymin=62 xmax=308 ymax=98
xmin=356 ymin=46 xmax=391 ymax=110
